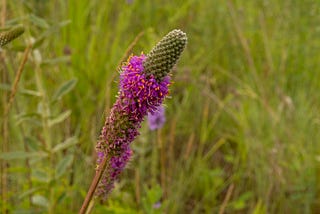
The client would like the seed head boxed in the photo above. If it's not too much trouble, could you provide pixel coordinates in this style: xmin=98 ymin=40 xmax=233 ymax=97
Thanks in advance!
xmin=143 ymin=29 xmax=187 ymax=81
xmin=0 ymin=26 xmax=25 ymax=47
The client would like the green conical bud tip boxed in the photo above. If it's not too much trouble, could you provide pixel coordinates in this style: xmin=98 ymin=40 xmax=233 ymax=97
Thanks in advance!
xmin=0 ymin=26 xmax=25 ymax=47
xmin=143 ymin=29 xmax=187 ymax=81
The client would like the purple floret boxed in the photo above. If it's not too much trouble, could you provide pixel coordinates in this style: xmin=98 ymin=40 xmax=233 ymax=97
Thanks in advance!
xmin=147 ymin=105 xmax=166 ymax=131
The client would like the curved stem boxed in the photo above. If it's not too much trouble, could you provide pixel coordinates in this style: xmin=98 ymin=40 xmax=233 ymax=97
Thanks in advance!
xmin=79 ymin=155 xmax=108 ymax=214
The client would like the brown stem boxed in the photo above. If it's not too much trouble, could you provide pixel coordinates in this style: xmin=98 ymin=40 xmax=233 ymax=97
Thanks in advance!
xmin=1 ymin=39 xmax=30 ymax=214
xmin=79 ymin=155 xmax=109 ymax=214
xmin=4 ymin=44 xmax=32 ymax=117
xmin=1 ymin=2 xmax=7 ymax=213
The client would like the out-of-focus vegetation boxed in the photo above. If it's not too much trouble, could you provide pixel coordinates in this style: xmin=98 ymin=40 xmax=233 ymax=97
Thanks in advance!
xmin=1 ymin=0 xmax=320 ymax=213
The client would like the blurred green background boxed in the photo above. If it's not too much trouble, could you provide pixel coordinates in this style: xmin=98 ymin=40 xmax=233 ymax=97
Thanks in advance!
xmin=1 ymin=0 xmax=320 ymax=213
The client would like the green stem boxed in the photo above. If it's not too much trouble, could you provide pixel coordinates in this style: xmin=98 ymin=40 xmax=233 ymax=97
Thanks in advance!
xmin=34 ymin=62 xmax=54 ymax=214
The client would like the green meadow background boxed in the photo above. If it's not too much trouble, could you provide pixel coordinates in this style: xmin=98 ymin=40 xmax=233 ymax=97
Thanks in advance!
xmin=1 ymin=0 xmax=320 ymax=213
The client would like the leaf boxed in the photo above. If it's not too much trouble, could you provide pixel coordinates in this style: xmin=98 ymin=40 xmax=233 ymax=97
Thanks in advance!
xmin=48 ymin=110 xmax=71 ymax=127
xmin=0 ymin=83 xmax=11 ymax=91
xmin=25 ymin=136 xmax=41 ymax=151
xmin=32 ymin=20 xmax=71 ymax=49
xmin=51 ymin=78 xmax=77 ymax=102
xmin=252 ymin=199 xmax=267 ymax=214
xmin=42 ymin=56 xmax=71 ymax=66
xmin=32 ymin=170 xmax=49 ymax=183
xmin=15 ymin=112 xmax=41 ymax=125
xmin=231 ymin=191 xmax=253 ymax=210
xmin=19 ymin=187 xmax=42 ymax=199
xmin=56 ymin=192 xmax=67 ymax=205
xmin=29 ymin=14 xmax=49 ymax=29
xmin=52 ymin=137 xmax=78 ymax=153
xmin=0 ymin=83 xmax=41 ymax=97
xmin=19 ymin=89 xmax=42 ymax=97
xmin=55 ymin=154 xmax=74 ymax=178
xmin=0 ymin=151 xmax=48 ymax=160
xmin=31 ymin=195 xmax=49 ymax=208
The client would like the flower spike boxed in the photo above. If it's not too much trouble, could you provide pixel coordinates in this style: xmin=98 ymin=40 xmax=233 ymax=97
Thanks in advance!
xmin=94 ymin=29 xmax=187 ymax=200
xmin=0 ymin=26 xmax=25 ymax=47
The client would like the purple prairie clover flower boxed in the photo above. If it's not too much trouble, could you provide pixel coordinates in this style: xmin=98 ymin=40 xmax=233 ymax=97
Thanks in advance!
xmin=95 ymin=29 xmax=187 ymax=200
xmin=148 ymin=105 xmax=166 ymax=130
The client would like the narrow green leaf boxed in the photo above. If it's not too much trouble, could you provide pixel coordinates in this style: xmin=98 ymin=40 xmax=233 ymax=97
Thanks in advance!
xmin=20 ymin=89 xmax=42 ymax=97
xmin=15 ymin=112 xmax=41 ymax=125
xmin=52 ymin=137 xmax=78 ymax=153
xmin=19 ymin=187 xmax=42 ymax=199
xmin=0 ymin=83 xmax=11 ymax=91
xmin=32 ymin=170 xmax=49 ymax=183
xmin=31 ymin=195 xmax=49 ymax=208
xmin=55 ymin=154 xmax=74 ymax=178
xmin=48 ymin=110 xmax=71 ymax=127
xmin=42 ymin=56 xmax=71 ymax=66
xmin=52 ymin=78 xmax=77 ymax=102
xmin=29 ymin=14 xmax=49 ymax=29
xmin=0 ymin=83 xmax=41 ymax=97
xmin=31 ymin=20 xmax=71 ymax=49
xmin=25 ymin=136 xmax=41 ymax=151
xmin=57 ymin=192 xmax=67 ymax=205
xmin=0 ymin=151 xmax=48 ymax=160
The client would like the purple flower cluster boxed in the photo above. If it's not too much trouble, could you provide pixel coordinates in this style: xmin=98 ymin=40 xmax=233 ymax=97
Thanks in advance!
xmin=120 ymin=54 xmax=170 ymax=119
xmin=95 ymin=54 xmax=170 ymax=199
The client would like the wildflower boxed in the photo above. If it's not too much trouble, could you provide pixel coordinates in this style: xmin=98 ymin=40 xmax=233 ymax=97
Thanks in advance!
xmin=147 ymin=105 xmax=166 ymax=131
xmin=95 ymin=29 xmax=187 ymax=200
xmin=153 ymin=201 xmax=161 ymax=209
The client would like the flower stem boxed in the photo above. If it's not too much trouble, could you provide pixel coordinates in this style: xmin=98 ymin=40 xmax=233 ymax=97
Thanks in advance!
xmin=79 ymin=155 xmax=109 ymax=214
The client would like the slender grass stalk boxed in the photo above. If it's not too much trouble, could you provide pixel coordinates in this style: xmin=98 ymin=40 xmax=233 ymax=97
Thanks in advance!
xmin=1 ymin=24 xmax=25 ymax=214
xmin=0 ymin=1 xmax=7 ymax=212
xmin=151 ymin=131 xmax=158 ymax=185
xmin=34 ymin=54 xmax=55 ymax=214
xmin=218 ymin=183 xmax=234 ymax=214
xmin=1 ymin=55 xmax=9 ymax=214
xmin=4 ymin=43 xmax=31 ymax=117
xmin=1 ymin=0 xmax=6 ymax=27
xmin=158 ymin=129 xmax=166 ymax=196
xmin=135 ymin=168 xmax=141 ymax=204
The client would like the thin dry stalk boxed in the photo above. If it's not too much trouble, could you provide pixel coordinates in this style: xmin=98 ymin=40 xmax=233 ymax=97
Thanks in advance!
xmin=227 ymin=0 xmax=257 ymax=75
xmin=168 ymin=117 xmax=176 ymax=181
xmin=1 ymin=43 xmax=31 ymax=213
xmin=1 ymin=0 xmax=5 ymax=27
xmin=105 ymin=31 xmax=144 ymax=111
xmin=1 ymin=2 xmax=7 ymax=213
xmin=135 ymin=170 xmax=141 ymax=204
xmin=218 ymin=183 xmax=235 ymax=214
xmin=183 ymin=132 xmax=195 ymax=160
xmin=158 ymin=129 xmax=166 ymax=196
xmin=4 ymin=44 xmax=32 ymax=117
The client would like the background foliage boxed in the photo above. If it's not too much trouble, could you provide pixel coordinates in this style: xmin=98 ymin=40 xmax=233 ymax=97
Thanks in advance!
xmin=1 ymin=0 xmax=320 ymax=213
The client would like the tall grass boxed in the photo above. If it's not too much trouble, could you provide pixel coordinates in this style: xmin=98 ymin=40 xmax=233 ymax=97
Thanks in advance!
xmin=1 ymin=0 xmax=320 ymax=213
